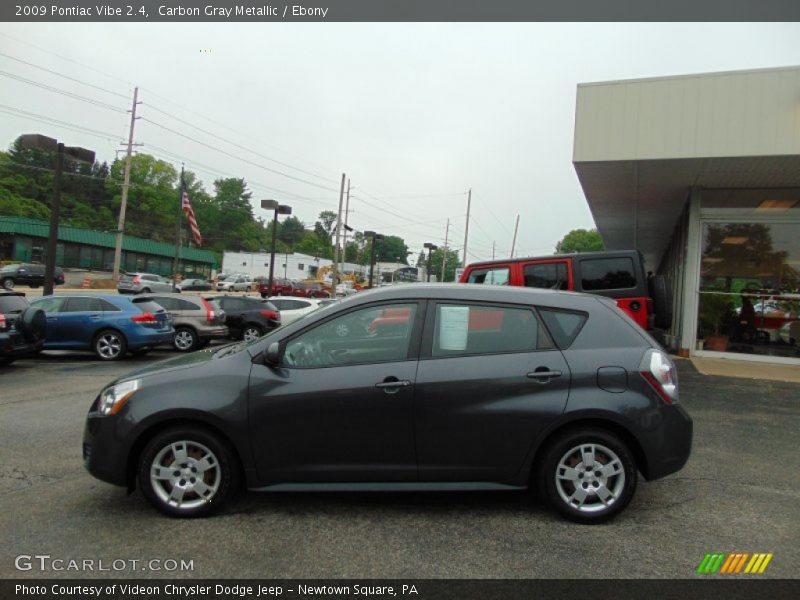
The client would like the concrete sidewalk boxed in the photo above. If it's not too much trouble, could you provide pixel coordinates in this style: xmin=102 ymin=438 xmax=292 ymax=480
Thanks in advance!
xmin=688 ymin=356 xmax=800 ymax=384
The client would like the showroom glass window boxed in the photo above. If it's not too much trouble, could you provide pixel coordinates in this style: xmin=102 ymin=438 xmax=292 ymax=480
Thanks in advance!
xmin=698 ymin=191 xmax=800 ymax=358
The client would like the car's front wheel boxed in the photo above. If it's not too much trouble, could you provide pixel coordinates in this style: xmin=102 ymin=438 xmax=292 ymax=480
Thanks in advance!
xmin=137 ymin=426 xmax=238 ymax=517
xmin=536 ymin=428 xmax=637 ymax=523
xmin=1 ymin=277 xmax=14 ymax=290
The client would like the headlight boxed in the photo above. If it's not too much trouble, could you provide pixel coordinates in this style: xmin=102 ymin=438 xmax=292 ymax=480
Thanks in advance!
xmin=98 ymin=379 xmax=140 ymax=415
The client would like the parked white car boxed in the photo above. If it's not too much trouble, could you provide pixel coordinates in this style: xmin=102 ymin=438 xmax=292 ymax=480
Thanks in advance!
xmin=335 ymin=282 xmax=358 ymax=296
xmin=217 ymin=276 xmax=253 ymax=292
xmin=266 ymin=297 xmax=324 ymax=325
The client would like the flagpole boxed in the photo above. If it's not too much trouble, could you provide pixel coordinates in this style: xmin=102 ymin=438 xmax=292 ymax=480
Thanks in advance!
xmin=172 ymin=164 xmax=184 ymax=292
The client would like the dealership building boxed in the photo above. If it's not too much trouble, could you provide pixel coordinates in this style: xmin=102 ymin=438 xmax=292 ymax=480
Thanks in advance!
xmin=573 ymin=65 xmax=800 ymax=365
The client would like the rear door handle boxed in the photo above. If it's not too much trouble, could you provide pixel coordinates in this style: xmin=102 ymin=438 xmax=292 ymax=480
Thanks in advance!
xmin=527 ymin=369 xmax=563 ymax=382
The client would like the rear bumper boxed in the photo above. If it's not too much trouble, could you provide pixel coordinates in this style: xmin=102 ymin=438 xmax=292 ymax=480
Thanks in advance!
xmin=643 ymin=404 xmax=693 ymax=481
xmin=197 ymin=326 xmax=229 ymax=341
xmin=127 ymin=328 xmax=175 ymax=349
xmin=0 ymin=332 xmax=43 ymax=358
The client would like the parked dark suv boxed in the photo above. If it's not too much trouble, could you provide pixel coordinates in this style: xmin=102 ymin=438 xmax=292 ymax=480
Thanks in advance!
xmin=1 ymin=263 xmax=65 ymax=289
xmin=0 ymin=291 xmax=46 ymax=365
xmin=205 ymin=295 xmax=281 ymax=342
xmin=83 ymin=285 xmax=692 ymax=522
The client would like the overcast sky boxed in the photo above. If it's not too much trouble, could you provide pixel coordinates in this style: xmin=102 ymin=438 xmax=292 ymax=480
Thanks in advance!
xmin=1 ymin=23 xmax=799 ymax=262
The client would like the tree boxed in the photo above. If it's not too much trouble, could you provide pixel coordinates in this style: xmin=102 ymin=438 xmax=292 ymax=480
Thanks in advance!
xmin=277 ymin=216 xmax=307 ymax=247
xmin=555 ymin=229 xmax=605 ymax=253
xmin=376 ymin=235 xmax=410 ymax=265
xmin=428 ymin=247 xmax=461 ymax=282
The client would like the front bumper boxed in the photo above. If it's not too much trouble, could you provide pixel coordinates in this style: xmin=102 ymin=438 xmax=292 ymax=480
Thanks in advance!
xmin=83 ymin=414 xmax=128 ymax=487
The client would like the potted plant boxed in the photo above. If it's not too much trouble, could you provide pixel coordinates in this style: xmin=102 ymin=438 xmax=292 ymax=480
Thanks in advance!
xmin=698 ymin=294 xmax=735 ymax=351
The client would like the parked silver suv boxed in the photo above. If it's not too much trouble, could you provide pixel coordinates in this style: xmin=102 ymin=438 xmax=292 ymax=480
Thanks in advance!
xmin=118 ymin=273 xmax=175 ymax=294
xmin=142 ymin=294 xmax=228 ymax=352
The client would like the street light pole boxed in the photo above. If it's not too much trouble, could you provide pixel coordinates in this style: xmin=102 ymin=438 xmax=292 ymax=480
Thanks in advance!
xmin=19 ymin=135 xmax=94 ymax=296
xmin=365 ymin=231 xmax=383 ymax=289
xmin=424 ymin=242 xmax=438 ymax=283
xmin=261 ymin=199 xmax=291 ymax=297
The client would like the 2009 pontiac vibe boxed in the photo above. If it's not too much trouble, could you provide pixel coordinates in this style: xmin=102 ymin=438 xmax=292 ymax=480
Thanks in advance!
xmin=83 ymin=284 xmax=692 ymax=523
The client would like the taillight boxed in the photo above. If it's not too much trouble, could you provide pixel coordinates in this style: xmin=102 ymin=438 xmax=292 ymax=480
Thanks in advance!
xmin=0 ymin=314 xmax=6 ymax=331
xmin=131 ymin=312 xmax=158 ymax=324
xmin=132 ymin=276 xmax=141 ymax=284
xmin=201 ymin=298 xmax=215 ymax=323
xmin=640 ymin=349 xmax=678 ymax=404
xmin=260 ymin=309 xmax=278 ymax=321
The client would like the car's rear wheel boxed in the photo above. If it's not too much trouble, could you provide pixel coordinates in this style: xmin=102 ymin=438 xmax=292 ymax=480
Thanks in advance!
xmin=137 ymin=425 xmax=238 ymax=518
xmin=241 ymin=324 xmax=262 ymax=342
xmin=93 ymin=329 xmax=127 ymax=361
xmin=140 ymin=287 xmax=151 ymax=294
xmin=537 ymin=428 xmax=637 ymax=523
xmin=173 ymin=327 xmax=199 ymax=352
xmin=1 ymin=277 xmax=14 ymax=290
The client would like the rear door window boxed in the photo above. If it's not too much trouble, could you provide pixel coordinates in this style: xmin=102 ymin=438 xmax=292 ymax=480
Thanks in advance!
xmin=579 ymin=257 xmax=637 ymax=291
xmin=538 ymin=308 xmax=588 ymax=349
xmin=63 ymin=297 xmax=104 ymax=312
xmin=523 ymin=262 xmax=569 ymax=290
xmin=466 ymin=267 xmax=510 ymax=285
xmin=431 ymin=303 xmax=552 ymax=356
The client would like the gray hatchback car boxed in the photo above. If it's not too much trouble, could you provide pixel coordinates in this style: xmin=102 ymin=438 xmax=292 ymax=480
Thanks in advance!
xmin=83 ymin=285 xmax=692 ymax=522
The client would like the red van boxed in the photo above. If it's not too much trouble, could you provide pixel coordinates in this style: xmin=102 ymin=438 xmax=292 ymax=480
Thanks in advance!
xmin=458 ymin=251 xmax=671 ymax=333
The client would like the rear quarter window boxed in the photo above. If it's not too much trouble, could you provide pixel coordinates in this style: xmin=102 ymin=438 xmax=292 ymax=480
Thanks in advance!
xmin=579 ymin=257 xmax=637 ymax=291
xmin=537 ymin=308 xmax=587 ymax=349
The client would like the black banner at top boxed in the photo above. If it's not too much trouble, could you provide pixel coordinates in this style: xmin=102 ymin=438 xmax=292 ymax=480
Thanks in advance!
xmin=2 ymin=0 xmax=800 ymax=22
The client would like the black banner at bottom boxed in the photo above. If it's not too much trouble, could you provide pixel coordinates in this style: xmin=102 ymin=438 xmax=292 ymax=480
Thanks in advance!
xmin=4 ymin=579 xmax=800 ymax=600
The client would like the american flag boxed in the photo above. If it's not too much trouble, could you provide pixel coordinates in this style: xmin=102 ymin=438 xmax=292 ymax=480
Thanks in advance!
xmin=181 ymin=189 xmax=203 ymax=246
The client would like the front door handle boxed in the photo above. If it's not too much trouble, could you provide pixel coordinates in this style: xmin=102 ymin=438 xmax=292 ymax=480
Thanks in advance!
xmin=375 ymin=377 xmax=411 ymax=394
xmin=527 ymin=368 xmax=563 ymax=383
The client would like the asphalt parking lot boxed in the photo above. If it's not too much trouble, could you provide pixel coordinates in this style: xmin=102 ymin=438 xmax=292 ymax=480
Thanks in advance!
xmin=1 ymin=352 xmax=798 ymax=579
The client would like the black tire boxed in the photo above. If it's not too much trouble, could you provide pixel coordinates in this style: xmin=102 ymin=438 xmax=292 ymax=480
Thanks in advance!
xmin=140 ymin=287 xmax=151 ymax=294
xmin=241 ymin=323 xmax=263 ymax=342
xmin=260 ymin=293 xmax=267 ymax=299
xmin=536 ymin=427 xmax=637 ymax=524
xmin=20 ymin=307 xmax=46 ymax=343
xmin=93 ymin=329 xmax=127 ymax=361
xmin=137 ymin=425 xmax=239 ymax=518
xmin=1 ymin=277 xmax=14 ymax=290
xmin=173 ymin=326 xmax=199 ymax=352
xmin=652 ymin=275 xmax=673 ymax=330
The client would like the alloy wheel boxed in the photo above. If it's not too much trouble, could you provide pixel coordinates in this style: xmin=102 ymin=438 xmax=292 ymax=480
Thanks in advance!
xmin=242 ymin=326 xmax=261 ymax=342
xmin=149 ymin=440 xmax=221 ymax=511
xmin=554 ymin=443 xmax=626 ymax=513
xmin=96 ymin=332 xmax=123 ymax=360
xmin=174 ymin=329 xmax=196 ymax=351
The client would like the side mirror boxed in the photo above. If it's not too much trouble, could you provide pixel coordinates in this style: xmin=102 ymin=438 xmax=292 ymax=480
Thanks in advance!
xmin=264 ymin=342 xmax=281 ymax=367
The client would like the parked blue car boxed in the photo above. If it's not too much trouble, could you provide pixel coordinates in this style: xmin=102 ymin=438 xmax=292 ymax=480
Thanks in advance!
xmin=29 ymin=294 xmax=174 ymax=360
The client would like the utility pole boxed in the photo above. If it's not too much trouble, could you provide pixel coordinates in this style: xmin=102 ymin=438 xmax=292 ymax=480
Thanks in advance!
xmin=462 ymin=188 xmax=471 ymax=271
xmin=510 ymin=214 xmax=520 ymax=258
xmin=43 ymin=143 xmax=64 ymax=296
xmin=441 ymin=218 xmax=449 ymax=283
xmin=172 ymin=164 xmax=185 ymax=291
xmin=341 ymin=178 xmax=351 ymax=266
xmin=112 ymin=86 xmax=140 ymax=281
xmin=492 ymin=241 xmax=496 ymax=260
xmin=332 ymin=173 xmax=345 ymax=296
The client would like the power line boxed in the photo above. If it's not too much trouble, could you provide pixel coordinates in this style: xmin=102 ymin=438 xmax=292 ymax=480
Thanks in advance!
xmin=0 ymin=70 xmax=128 ymax=114
xmin=0 ymin=104 xmax=123 ymax=143
xmin=0 ymin=51 xmax=130 ymax=100
xmin=472 ymin=190 xmax=513 ymax=236
xmin=140 ymin=117 xmax=342 ymax=194
xmin=0 ymin=30 xmax=133 ymax=87
xmin=143 ymin=102 xmax=340 ymax=186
